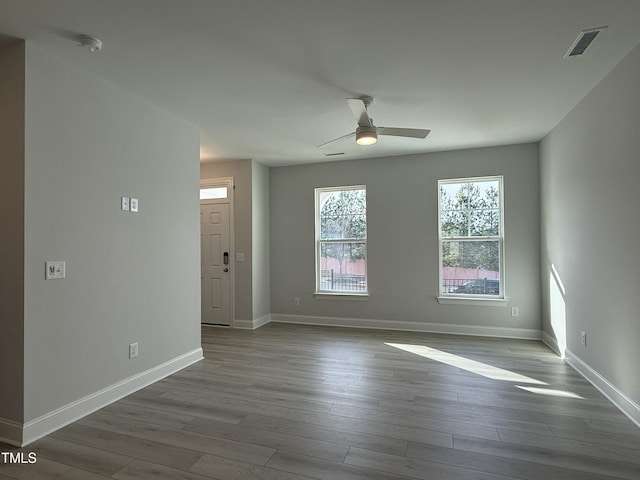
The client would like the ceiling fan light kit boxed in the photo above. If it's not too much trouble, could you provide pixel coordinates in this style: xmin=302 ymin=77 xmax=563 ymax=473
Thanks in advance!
xmin=356 ymin=125 xmax=378 ymax=145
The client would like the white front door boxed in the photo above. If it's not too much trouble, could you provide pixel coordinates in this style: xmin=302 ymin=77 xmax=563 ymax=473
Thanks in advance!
xmin=201 ymin=202 xmax=230 ymax=326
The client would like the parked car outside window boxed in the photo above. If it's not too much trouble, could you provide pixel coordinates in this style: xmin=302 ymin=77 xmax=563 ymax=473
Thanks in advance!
xmin=453 ymin=279 xmax=500 ymax=295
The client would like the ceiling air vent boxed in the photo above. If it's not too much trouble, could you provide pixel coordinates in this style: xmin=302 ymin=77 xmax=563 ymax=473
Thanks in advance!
xmin=564 ymin=26 xmax=607 ymax=59
xmin=324 ymin=152 xmax=344 ymax=157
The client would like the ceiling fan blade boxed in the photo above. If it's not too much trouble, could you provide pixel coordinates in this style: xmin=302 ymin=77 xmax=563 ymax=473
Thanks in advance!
xmin=377 ymin=127 xmax=431 ymax=139
xmin=317 ymin=132 xmax=355 ymax=148
xmin=346 ymin=98 xmax=372 ymax=127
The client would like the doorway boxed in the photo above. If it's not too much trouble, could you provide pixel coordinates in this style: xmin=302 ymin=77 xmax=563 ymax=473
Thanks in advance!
xmin=200 ymin=178 xmax=233 ymax=326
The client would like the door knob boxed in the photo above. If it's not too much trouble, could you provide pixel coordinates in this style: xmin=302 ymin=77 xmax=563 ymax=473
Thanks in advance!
xmin=223 ymin=267 xmax=229 ymax=272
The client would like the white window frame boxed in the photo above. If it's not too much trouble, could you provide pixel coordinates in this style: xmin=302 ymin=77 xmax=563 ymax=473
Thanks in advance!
xmin=315 ymin=185 xmax=368 ymax=297
xmin=437 ymin=176 xmax=506 ymax=306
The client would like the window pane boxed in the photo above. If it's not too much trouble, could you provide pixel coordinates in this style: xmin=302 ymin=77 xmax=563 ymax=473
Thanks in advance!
xmin=320 ymin=242 xmax=366 ymax=292
xmin=200 ymin=187 xmax=228 ymax=200
xmin=442 ymin=240 xmax=500 ymax=295
xmin=469 ymin=208 xmax=500 ymax=236
xmin=440 ymin=180 xmax=500 ymax=237
xmin=319 ymin=189 xmax=366 ymax=240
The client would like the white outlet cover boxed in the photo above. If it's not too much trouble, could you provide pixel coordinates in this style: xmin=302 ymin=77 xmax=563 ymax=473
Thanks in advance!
xmin=130 ymin=198 xmax=139 ymax=212
xmin=121 ymin=196 xmax=130 ymax=211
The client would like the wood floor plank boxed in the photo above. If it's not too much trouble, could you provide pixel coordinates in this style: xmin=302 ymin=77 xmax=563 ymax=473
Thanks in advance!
xmin=497 ymin=428 xmax=640 ymax=464
xmin=50 ymin=423 xmax=204 ymax=471
xmin=189 ymin=453 xmax=318 ymax=480
xmin=29 ymin=436 xmax=133 ymax=477
xmin=181 ymin=416 xmax=350 ymax=462
xmin=112 ymin=459 xmax=211 ymax=480
xmin=407 ymin=440 xmax=624 ymax=480
xmin=285 ymin=409 xmax=454 ymax=448
xmin=459 ymin=391 xmax=632 ymax=424
xmin=239 ymin=413 xmax=409 ymax=456
xmin=159 ymin=388 xmax=291 ymax=418
xmin=548 ymin=423 xmax=640 ymax=448
xmin=118 ymin=392 xmax=248 ymax=424
xmin=0 ymin=455 xmax=71 ymax=479
xmin=453 ymin=434 xmax=640 ymax=479
xmin=3 ymin=323 xmax=639 ymax=480
xmin=329 ymin=404 xmax=501 ymax=441
xmin=110 ymin=419 xmax=277 ymax=466
xmin=56 ymin=467 xmax=114 ymax=479
xmin=345 ymin=446 xmax=518 ymax=480
xmin=266 ymin=450 xmax=415 ymax=480
xmin=100 ymin=401 xmax=197 ymax=429
xmin=376 ymin=399 xmax=554 ymax=435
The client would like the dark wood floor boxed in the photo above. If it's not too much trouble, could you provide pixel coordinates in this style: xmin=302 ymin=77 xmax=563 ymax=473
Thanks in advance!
xmin=2 ymin=323 xmax=640 ymax=479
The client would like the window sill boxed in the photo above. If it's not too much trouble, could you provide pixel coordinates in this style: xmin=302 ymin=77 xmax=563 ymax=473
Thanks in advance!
xmin=314 ymin=292 xmax=370 ymax=301
xmin=437 ymin=296 xmax=508 ymax=307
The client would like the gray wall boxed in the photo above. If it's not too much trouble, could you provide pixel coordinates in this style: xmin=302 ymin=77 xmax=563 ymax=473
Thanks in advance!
xmin=270 ymin=143 xmax=540 ymax=334
xmin=540 ymin=43 xmax=640 ymax=405
xmin=0 ymin=38 xmax=25 ymax=425
xmin=251 ymin=160 xmax=271 ymax=320
xmin=22 ymin=44 xmax=201 ymax=421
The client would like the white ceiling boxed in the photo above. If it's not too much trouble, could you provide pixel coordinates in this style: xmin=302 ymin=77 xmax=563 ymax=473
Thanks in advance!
xmin=1 ymin=0 xmax=639 ymax=166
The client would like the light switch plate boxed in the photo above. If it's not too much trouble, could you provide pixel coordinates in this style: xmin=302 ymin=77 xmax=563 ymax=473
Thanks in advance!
xmin=121 ymin=196 xmax=130 ymax=211
xmin=45 ymin=261 xmax=65 ymax=280
xmin=130 ymin=198 xmax=139 ymax=212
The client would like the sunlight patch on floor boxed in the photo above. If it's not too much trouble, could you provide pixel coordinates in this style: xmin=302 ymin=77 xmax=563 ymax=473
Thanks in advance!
xmin=385 ymin=342 xmax=547 ymax=385
xmin=516 ymin=385 xmax=584 ymax=399
xmin=385 ymin=342 xmax=586 ymax=399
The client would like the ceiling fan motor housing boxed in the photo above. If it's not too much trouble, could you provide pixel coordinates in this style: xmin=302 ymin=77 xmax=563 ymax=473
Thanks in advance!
xmin=356 ymin=125 xmax=378 ymax=145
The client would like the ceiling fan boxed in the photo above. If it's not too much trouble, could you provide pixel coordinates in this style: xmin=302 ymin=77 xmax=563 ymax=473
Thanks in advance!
xmin=318 ymin=96 xmax=431 ymax=148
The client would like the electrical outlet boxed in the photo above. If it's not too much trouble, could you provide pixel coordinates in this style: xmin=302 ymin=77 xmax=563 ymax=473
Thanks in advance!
xmin=129 ymin=342 xmax=139 ymax=359
xmin=121 ymin=196 xmax=130 ymax=211
xmin=511 ymin=307 xmax=519 ymax=317
xmin=581 ymin=332 xmax=587 ymax=347
xmin=130 ymin=198 xmax=139 ymax=212
xmin=293 ymin=297 xmax=300 ymax=306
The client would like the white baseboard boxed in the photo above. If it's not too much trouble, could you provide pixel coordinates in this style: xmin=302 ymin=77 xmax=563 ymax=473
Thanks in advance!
xmin=565 ymin=349 xmax=640 ymax=428
xmin=270 ymin=313 xmax=541 ymax=340
xmin=541 ymin=330 xmax=562 ymax=356
xmin=0 ymin=417 xmax=23 ymax=447
xmin=233 ymin=314 xmax=271 ymax=330
xmin=6 ymin=348 xmax=203 ymax=447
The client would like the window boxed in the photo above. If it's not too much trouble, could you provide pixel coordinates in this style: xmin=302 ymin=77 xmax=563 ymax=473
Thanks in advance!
xmin=200 ymin=186 xmax=228 ymax=200
xmin=438 ymin=176 xmax=503 ymax=298
xmin=315 ymin=186 xmax=367 ymax=294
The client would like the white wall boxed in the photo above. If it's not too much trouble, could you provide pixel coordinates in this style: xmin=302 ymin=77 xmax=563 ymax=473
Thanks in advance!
xmin=270 ymin=143 xmax=541 ymax=337
xmin=20 ymin=44 xmax=202 ymax=433
xmin=540 ymin=42 xmax=640 ymax=420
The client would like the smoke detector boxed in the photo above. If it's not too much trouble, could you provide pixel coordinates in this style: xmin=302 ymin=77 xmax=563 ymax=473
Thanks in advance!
xmin=77 ymin=35 xmax=102 ymax=53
